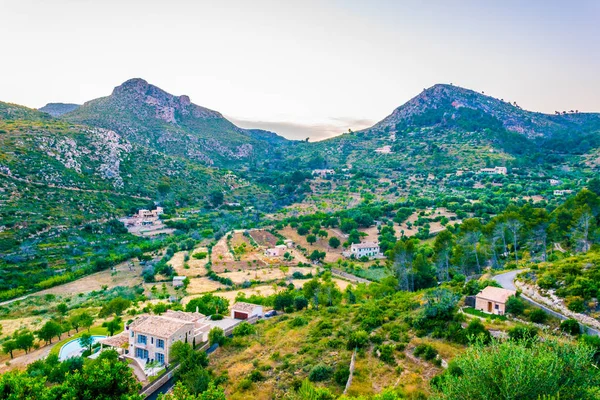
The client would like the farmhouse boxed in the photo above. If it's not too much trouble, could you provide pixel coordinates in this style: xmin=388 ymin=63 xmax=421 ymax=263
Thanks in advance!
xmin=312 ymin=169 xmax=335 ymax=177
xmin=549 ymin=179 xmax=561 ymax=186
xmin=475 ymin=286 xmax=516 ymax=315
xmin=348 ymin=242 xmax=381 ymax=259
xmin=265 ymin=244 xmax=288 ymax=257
xmin=554 ymin=189 xmax=573 ymax=196
xmin=478 ymin=166 xmax=507 ymax=175
xmin=283 ymin=239 xmax=294 ymax=248
xmin=172 ymin=276 xmax=186 ymax=288
xmin=231 ymin=302 xmax=263 ymax=320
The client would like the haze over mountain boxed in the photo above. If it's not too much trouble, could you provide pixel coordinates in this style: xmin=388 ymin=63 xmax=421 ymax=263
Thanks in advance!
xmin=38 ymin=102 xmax=80 ymax=117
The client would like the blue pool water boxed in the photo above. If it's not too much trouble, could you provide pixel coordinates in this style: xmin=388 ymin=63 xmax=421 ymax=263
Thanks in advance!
xmin=58 ymin=335 xmax=106 ymax=361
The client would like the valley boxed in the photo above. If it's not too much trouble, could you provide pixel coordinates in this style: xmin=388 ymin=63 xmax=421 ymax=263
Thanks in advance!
xmin=0 ymin=79 xmax=599 ymax=399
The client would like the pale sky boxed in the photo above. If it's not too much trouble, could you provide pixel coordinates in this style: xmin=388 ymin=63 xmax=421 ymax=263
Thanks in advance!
xmin=1 ymin=0 xmax=599 ymax=140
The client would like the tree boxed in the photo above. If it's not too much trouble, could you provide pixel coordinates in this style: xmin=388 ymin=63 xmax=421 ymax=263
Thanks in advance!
xmin=294 ymin=295 xmax=309 ymax=311
xmin=306 ymin=234 xmax=317 ymax=245
xmin=79 ymin=312 xmax=94 ymax=332
xmin=232 ymin=322 xmax=256 ymax=337
xmin=2 ymin=340 xmax=17 ymax=359
xmin=56 ymin=303 xmax=68 ymax=316
xmin=15 ymin=330 xmax=35 ymax=354
xmin=309 ymin=250 xmax=326 ymax=262
xmin=209 ymin=328 xmax=226 ymax=347
xmin=185 ymin=294 xmax=229 ymax=316
xmin=506 ymin=218 xmax=523 ymax=263
xmin=103 ymin=318 xmax=122 ymax=336
xmin=79 ymin=333 xmax=94 ymax=353
xmin=560 ymin=319 xmax=581 ymax=336
xmin=37 ymin=321 xmax=63 ymax=345
xmin=209 ymin=191 xmax=224 ymax=207
xmin=328 ymin=236 xmax=340 ymax=248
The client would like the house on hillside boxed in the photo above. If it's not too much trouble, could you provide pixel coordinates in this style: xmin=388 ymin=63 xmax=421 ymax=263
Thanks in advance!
xmin=475 ymin=286 xmax=516 ymax=315
xmin=344 ymin=242 xmax=381 ymax=259
xmin=283 ymin=239 xmax=294 ymax=248
xmin=231 ymin=302 xmax=263 ymax=320
xmin=312 ymin=169 xmax=335 ymax=177
xmin=125 ymin=311 xmax=210 ymax=366
xmin=172 ymin=276 xmax=186 ymax=288
xmin=478 ymin=166 xmax=507 ymax=175
xmin=265 ymin=244 xmax=288 ymax=257
xmin=554 ymin=189 xmax=573 ymax=196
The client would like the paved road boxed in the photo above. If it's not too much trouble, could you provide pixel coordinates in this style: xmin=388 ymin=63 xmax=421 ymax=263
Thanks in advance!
xmin=493 ymin=269 xmax=599 ymax=336
xmin=492 ymin=269 xmax=523 ymax=291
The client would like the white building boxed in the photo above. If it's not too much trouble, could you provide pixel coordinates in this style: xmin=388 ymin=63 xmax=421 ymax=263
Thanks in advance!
xmin=478 ymin=166 xmax=507 ymax=175
xmin=125 ymin=311 xmax=210 ymax=366
xmin=549 ymin=179 xmax=561 ymax=186
xmin=554 ymin=189 xmax=573 ymax=196
xmin=349 ymin=242 xmax=381 ymax=259
xmin=265 ymin=244 xmax=288 ymax=257
xmin=231 ymin=302 xmax=263 ymax=320
xmin=283 ymin=239 xmax=294 ymax=248
xmin=173 ymin=276 xmax=186 ymax=288
xmin=312 ymin=169 xmax=335 ymax=177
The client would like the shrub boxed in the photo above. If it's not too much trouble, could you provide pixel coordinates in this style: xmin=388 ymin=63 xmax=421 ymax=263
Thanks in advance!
xmin=560 ymin=319 xmax=581 ymax=336
xmin=192 ymin=252 xmax=207 ymax=260
xmin=529 ymin=309 xmax=547 ymax=324
xmin=508 ymin=325 xmax=538 ymax=341
xmin=334 ymin=365 xmax=350 ymax=386
xmin=308 ymin=364 xmax=333 ymax=382
xmin=414 ymin=343 xmax=438 ymax=361
xmin=505 ymin=296 xmax=525 ymax=315
xmin=249 ymin=370 xmax=264 ymax=382
xmin=378 ymin=344 xmax=396 ymax=365
xmin=289 ymin=317 xmax=308 ymax=328
xmin=566 ymin=296 xmax=585 ymax=313
xmin=232 ymin=322 xmax=256 ymax=337
xmin=347 ymin=330 xmax=369 ymax=350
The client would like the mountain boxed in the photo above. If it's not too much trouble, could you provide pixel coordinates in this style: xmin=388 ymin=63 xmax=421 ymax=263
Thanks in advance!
xmin=371 ymin=84 xmax=600 ymax=140
xmin=297 ymin=84 xmax=600 ymax=173
xmin=63 ymin=78 xmax=290 ymax=167
xmin=39 ymin=102 xmax=80 ymax=117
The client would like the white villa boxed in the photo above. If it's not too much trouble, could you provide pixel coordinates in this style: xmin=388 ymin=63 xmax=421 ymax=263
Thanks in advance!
xmin=478 ymin=166 xmax=507 ymax=175
xmin=346 ymin=242 xmax=381 ymax=259
xmin=172 ymin=276 xmax=186 ymax=288
xmin=554 ymin=189 xmax=574 ymax=196
xmin=312 ymin=169 xmax=335 ymax=177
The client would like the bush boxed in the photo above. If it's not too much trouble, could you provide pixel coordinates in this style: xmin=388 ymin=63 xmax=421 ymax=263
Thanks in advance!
xmin=308 ymin=364 xmax=333 ymax=382
xmin=508 ymin=325 xmax=538 ymax=341
xmin=192 ymin=252 xmax=207 ymax=260
xmin=414 ymin=343 xmax=438 ymax=361
xmin=566 ymin=296 xmax=585 ymax=313
xmin=347 ymin=330 xmax=369 ymax=350
xmin=232 ymin=322 xmax=256 ymax=337
xmin=378 ymin=344 xmax=396 ymax=365
xmin=249 ymin=370 xmax=264 ymax=382
xmin=529 ymin=309 xmax=547 ymax=324
xmin=505 ymin=296 xmax=525 ymax=316
xmin=334 ymin=365 xmax=350 ymax=386
xmin=560 ymin=319 xmax=581 ymax=336
xmin=289 ymin=317 xmax=308 ymax=328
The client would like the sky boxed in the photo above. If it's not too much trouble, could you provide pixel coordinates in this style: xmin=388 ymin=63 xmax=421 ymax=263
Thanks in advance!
xmin=1 ymin=0 xmax=599 ymax=140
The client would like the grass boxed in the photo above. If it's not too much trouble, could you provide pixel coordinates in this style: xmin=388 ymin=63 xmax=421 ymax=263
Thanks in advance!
xmin=49 ymin=325 xmax=123 ymax=356
xmin=462 ymin=307 xmax=507 ymax=321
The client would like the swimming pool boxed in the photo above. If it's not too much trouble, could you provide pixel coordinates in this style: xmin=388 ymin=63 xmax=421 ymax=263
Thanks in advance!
xmin=58 ymin=335 xmax=106 ymax=361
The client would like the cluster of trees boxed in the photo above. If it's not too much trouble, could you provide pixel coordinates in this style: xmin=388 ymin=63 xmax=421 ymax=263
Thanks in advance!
xmin=0 ymin=350 xmax=142 ymax=399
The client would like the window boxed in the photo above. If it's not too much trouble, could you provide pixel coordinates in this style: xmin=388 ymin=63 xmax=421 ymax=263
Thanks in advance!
xmin=131 ymin=331 xmax=134 ymax=338
xmin=135 ymin=348 xmax=149 ymax=359
xmin=151 ymin=337 xmax=154 ymax=344
xmin=137 ymin=334 xmax=147 ymax=345
xmin=157 ymin=339 xmax=165 ymax=349
xmin=156 ymin=352 xmax=165 ymax=364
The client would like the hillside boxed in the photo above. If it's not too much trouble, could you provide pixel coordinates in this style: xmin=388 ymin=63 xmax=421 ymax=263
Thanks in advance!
xmin=39 ymin=102 xmax=80 ymax=117
xmin=63 ymin=78 xmax=291 ymax=167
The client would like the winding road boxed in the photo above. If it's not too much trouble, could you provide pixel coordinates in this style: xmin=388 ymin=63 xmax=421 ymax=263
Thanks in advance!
xmin=492 ymin=270 xmax=599 ymax=336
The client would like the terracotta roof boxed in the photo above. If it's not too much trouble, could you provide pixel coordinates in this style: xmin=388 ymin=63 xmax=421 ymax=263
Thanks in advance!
xmin=163 ymin=310 xmax=205 ymax=322
xmin=231 ymin=302 xmax=261 ymax=312
xmin=131 ymin=315 xmax=193 ymax=337
xmin=476 ymin=286 xmax=516 ymax=303
xmin=99 ymin=332 xmax=129 ymax=348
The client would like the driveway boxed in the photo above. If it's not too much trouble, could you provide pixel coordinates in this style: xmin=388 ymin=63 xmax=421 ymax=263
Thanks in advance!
xmin=492 ymin=269 xmax=523 ymax=291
